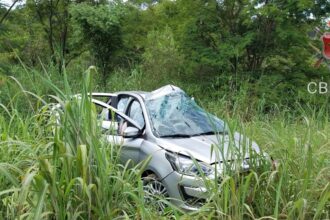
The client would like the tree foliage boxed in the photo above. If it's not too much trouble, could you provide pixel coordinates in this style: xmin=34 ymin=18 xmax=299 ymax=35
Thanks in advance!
xmin=70 ymin=2 xmax=124 ymax=80
xmin=0 ymin=0 xmax=329 ymax=108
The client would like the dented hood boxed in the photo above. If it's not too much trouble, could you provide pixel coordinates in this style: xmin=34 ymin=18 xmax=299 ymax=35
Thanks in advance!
xmin=156 ymin=132 xmax=261 ymax=164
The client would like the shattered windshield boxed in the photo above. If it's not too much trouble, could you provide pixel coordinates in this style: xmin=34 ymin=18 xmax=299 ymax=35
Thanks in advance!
xmin=145 ymin=90 xmax=226 ymax=137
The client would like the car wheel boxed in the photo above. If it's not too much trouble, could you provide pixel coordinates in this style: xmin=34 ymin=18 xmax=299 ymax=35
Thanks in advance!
xmin=142 ymin=173 xmax=169 ymax=212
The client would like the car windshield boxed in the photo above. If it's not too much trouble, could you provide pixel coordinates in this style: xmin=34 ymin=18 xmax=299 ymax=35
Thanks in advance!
xmin=145 ymin=90 xmax=226 ymax=137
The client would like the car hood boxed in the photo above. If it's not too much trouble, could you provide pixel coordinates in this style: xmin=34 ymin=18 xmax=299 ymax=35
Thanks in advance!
xmin=156 ymin=132 xmax=261 ymax=164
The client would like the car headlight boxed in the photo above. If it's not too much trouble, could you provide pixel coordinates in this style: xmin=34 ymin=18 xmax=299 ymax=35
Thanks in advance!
xmin=165 ymin=152 xmax=214 ymax=177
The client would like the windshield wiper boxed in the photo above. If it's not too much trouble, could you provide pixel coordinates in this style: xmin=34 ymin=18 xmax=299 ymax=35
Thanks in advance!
xmin=160 ymin=134 xmax=192 ymax=138
xmin=192 ymin=131 xmax=225 ymax=136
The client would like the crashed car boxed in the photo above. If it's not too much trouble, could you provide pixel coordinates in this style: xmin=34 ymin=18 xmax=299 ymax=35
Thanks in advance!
xmin=53 ymin=85 xmax=272 ymax=211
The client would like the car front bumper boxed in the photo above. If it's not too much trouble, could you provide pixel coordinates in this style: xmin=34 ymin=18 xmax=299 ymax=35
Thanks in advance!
xmin=162 ymin=158 xmax=273 ymax=211
xmin=162 ymin=170 xmax=212 ymax=211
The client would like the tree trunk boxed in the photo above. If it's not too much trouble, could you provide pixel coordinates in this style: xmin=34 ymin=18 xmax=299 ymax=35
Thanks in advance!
xmin=0 ymin=0 xmax=19 ymax=25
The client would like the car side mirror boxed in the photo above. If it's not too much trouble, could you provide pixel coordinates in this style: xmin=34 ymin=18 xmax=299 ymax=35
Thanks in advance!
xmin=123 ymin=126 xmax=141 ymax=138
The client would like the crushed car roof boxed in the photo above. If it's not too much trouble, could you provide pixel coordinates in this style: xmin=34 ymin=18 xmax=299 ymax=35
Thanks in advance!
xmin=116 ymin=85 xmax=184 ymax=100
xmin=145 ymin=85 xmax=183 ymax=100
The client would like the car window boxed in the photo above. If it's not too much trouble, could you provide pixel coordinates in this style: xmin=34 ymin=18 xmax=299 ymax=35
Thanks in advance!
xmin=117 ymin=97 xmax=129 ymax=113
xmin=91 ymin=98 xmax=143 ymax=136
xmin=128 ymin=100 xmax=145 ymax=128
xmin=145 ymin=91 xmax=225 ymax=137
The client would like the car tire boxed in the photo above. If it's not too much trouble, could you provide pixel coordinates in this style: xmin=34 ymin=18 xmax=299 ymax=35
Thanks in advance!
xmin=142 ymin=173 xmax=169 ymax=212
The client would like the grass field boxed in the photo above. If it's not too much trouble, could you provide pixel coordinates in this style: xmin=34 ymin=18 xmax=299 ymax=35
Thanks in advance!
xmin=0 ymin=68 xmax=329 ymax=219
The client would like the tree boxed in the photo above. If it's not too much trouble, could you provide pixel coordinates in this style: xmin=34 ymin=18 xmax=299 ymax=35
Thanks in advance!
xmin=0 ymin=0 xmax=21 ymax=25
xmin=142 ymin=26 xmax=184 ymax=86
xmin=25 ymin=0 xmax=72 ymax=73
xmin=70 ymin=2 xmax=124 ymax=82
xmin=0 ymin=5 xmax=47 ymax=71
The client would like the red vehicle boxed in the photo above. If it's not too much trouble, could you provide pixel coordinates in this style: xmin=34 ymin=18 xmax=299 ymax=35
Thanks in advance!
xmin=322 ymin=33 xmax=330 ymax=59
xmin=309 ymin=25 xmax=330 ymax=68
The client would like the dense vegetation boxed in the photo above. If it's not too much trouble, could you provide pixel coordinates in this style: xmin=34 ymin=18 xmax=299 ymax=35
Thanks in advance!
xmin=1 ymin=0 xmax=330 ymax=108
xmin=0 ymin=0 xmax=329 ymax=219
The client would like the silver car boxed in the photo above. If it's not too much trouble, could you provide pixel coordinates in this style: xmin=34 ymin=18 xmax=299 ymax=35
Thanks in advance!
xmin=62 ymin=85 xmax=270 ymax=211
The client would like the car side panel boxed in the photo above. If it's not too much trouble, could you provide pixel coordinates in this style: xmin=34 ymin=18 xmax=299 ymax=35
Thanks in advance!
xmin=139 ymin=141 xmax=177 ymax=189
xmin=120 ymin=137 xmax=144 ymax=166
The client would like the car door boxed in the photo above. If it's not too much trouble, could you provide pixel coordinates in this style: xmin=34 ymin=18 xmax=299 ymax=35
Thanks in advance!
xmin=91 ymin=95 xmax=145 ymax=166
xmin=119 ymin=98 xmax=145 ymax=166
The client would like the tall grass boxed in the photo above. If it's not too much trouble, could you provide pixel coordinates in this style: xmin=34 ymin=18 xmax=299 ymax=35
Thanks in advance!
xmin=0 ymin=69 xmax=164 ymax=219
xmin=0 ymin=67 xmax=329 ymax=219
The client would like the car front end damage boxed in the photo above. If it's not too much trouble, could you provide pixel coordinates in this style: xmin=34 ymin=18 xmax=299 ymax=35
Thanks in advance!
xmin=161 ymin=151 xmax=274 ymax=211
